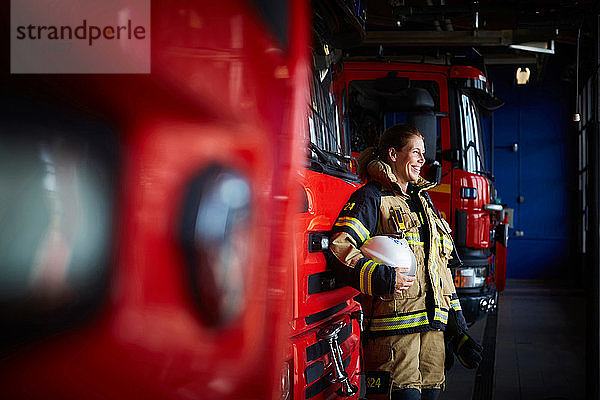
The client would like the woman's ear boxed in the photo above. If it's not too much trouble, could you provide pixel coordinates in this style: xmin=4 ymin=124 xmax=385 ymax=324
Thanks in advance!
xmin=388 ymin=147 xmax=397 ymax=162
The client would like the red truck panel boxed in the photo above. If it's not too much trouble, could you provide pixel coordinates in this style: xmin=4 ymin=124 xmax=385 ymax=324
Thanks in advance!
xmin=289 ymin=166 xmax=364 ymax=400
xmin=0 ymin=1 xmax=310 ymax=399
xmin=294 ymin=169 xmax=361 ymax=327
xmin=291 ymin=306 xmax=362 ymax=400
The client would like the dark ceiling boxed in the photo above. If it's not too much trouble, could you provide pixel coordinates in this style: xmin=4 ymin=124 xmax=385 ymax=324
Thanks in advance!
xmin=315 ymin=0 xmax=599 ymax=83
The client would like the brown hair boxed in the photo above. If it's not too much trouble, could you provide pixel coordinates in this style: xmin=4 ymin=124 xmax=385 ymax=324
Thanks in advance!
xmin=357 ymin=124 xmax=424 ymax=181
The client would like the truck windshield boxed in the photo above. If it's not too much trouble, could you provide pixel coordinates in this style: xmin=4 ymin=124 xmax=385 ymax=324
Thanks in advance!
xmin=458 ymin=92 xmax=486 ymax=174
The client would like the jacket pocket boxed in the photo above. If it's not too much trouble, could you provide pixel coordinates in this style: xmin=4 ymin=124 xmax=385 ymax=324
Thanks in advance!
xmin=434 ymin=217 xmax=454 ymax=258
xmin=439 ymin=266 xmax=456 ymax=296
xmin=396 ymin=276 xmax=421 ymax=299
xmin=390 ymin=207 xmax=421 ymax=233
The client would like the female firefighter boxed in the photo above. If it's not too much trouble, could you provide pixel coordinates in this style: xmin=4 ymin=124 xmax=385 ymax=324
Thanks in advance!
xmin=325 ymin=124 xmax=482 ymax=400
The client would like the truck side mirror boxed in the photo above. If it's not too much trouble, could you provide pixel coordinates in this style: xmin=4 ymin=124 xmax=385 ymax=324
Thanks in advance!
xmin=428 ymin=161 xmax=442 ymax=185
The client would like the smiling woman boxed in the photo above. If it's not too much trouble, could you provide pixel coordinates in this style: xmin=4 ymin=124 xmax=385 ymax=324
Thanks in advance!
xmin=387 ymin=135 xmax=426 ymax=193
xmin=356 ymin=123 xmax=424 ymax=187
xmin=327 ymin=123 xmax=481 ymax=399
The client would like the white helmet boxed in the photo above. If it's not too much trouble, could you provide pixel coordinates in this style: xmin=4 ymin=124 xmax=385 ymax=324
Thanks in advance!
xmin=360 ymin=235 xmax=417 ymax=276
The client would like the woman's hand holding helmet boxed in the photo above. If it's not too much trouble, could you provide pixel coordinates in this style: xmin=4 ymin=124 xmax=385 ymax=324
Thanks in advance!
xmin=394 ymin=266 xmax=416 ymax=292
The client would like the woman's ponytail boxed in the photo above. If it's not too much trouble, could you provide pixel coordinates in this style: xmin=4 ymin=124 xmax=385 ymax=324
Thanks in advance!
xmin=357 ymin=146 xmax=380 ymax=182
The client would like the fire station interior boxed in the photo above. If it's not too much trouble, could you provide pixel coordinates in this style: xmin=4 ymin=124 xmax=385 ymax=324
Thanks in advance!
xmin=316 ymin=1 xmax=598 ymax=399
xmin=3 ymin=1 xmax=600 ymax=400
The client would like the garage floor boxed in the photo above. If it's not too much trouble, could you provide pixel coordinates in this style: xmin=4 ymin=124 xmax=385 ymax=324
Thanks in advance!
xmin=440 ymin=280 xmax=585 ymax=400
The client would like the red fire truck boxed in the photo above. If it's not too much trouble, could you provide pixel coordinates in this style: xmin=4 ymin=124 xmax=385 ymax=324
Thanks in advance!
xmin=336 ymin=60 xmax=508 ymax=324
xmin=0 ymin=1 xmax=310 ymax=399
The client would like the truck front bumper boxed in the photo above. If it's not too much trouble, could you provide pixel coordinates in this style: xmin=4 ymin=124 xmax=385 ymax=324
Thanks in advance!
xmin=457 ymin=289 xmax=497 ymax=325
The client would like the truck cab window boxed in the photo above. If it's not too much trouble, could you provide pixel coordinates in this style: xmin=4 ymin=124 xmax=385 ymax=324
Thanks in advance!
xmin=347 ymin=78 xmax=441 ymax=164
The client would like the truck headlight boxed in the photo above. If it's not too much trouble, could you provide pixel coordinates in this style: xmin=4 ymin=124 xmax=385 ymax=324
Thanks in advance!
xmin=180 ymin=165 xmax=251 ymax=327
xmin=453 ymin=266 xmax=487 ymax=288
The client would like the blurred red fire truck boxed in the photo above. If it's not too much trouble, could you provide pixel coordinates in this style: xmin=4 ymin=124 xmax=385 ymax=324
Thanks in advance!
xmin=0 ymin=1 xmax=310 ymax=399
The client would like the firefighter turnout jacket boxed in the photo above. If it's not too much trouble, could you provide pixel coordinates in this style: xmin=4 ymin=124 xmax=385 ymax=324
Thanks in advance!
xmin=326 ymin=159 xmax=463 ymax=336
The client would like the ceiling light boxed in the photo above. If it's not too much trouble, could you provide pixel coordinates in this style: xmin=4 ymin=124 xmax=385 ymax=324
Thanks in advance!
xmin=509 ymin=40 xmax=555 ymax=55
xmin=516 ymin=67 xmax=530 ymax=85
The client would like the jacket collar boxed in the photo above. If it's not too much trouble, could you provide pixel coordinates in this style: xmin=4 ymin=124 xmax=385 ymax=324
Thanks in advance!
xmin=366 ymin=159 xmax=436 ymax=194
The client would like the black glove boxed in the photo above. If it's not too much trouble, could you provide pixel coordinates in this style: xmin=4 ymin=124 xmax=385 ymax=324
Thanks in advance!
xmin=453 ymin=331 xmax=483 ymax=369
xmin=444 ymin=309 xmax=483 ymax=370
